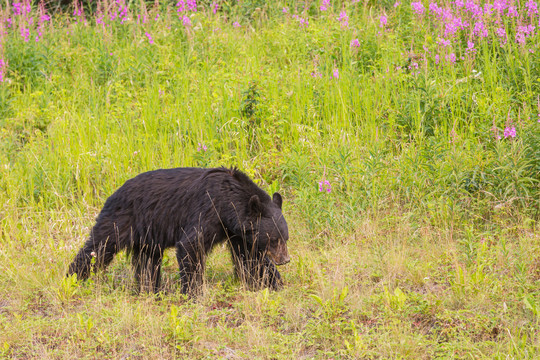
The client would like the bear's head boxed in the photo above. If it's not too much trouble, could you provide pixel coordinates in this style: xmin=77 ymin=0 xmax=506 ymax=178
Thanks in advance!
xmin=246 ymin=192 xmax=290 ymax=265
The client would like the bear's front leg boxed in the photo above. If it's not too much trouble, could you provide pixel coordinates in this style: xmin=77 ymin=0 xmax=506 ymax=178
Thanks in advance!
xmin=229 ymin=237 xmax=283 ymax=291
xmin=260 ymin=255 xmax=283 ymax=290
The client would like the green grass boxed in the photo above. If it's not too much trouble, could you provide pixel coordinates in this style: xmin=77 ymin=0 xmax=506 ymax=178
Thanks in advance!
xmin=0 ymin=0 xmax=539 ymax=358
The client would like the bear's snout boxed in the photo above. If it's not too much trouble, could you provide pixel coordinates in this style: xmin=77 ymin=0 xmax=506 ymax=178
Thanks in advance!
xmin=268 ymin=240 xmax=290 ymax=265
xmin=275 ymin=253 xmax=290 ymax=265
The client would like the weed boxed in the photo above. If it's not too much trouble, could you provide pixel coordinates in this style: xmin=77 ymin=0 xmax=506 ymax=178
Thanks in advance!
xmin=168 ymin=304 xmax=201 ymax=350
xmin=57 ymin=274 xmax=80 ymax=303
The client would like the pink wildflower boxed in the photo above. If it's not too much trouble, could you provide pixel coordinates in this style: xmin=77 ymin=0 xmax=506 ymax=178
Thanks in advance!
xmin=496 ymin=27 xmax=507 ymax=44
xmin=429 ymin=2 xmax=442 ymax=16
xmin=515 ymin=31 xmax=526 ymax=44
xmin=0 ymin=59 xmax=6 ymax=82
xmin=503 ymin=126 xmax=516 ymax=138
xmin=21 ymin=28 xmax=30 ymax=42
xmin=320 ymin=0 xmax=330 ymax=11
xmin=182 ymin=15 xmax=191 ymax=26
xmin=339 ymin=11 xmax=349 ymax=28
xmin=473 ymin=21 xmax=488 ymax=37
xmin=506 ymin=5 xmax=518 ymax=17
xmin=145 ymin=32 xmax=154 ymax=44
xmin=13 ymin=2 xmax=22 ymax=15
xmin=319 ymin=180 xmax=331 ymax=193
xmin=493 ymin=0 xmax=508 ymax=13
xmin=380 ymin=14 xmax=387 ymax=28
xmin=411 ymin=1 xmax=425 ymax=15
xmin=298 ymin=17 xmax=309 ymax=27
xmin=438 ymin=38 xmax=451 ymax=46
xmin=526 ymin=0 xmax=538 ymax=16
xmin=465 ymin=0 xmax=483 ymax=18
xmin=187 ymin=0 xmax=197 ymax=11
xmin=484 ymin=3 xmax=494 ymax=16
xmin=177 ymin=0 xmax=186 ymax=12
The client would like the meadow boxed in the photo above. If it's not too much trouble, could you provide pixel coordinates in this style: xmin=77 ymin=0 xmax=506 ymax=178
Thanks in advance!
xmin=0 ymin=0 xmax=539 ymax=358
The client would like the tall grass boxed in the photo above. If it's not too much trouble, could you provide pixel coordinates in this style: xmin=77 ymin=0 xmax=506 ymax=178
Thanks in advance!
xmin=0 ymin=0 xmax=539 ymax=358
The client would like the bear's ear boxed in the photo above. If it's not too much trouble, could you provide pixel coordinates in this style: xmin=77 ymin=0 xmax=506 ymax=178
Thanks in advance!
xmin=272 ymin=192 xmax=283 ymax=209
xmin=248 ymin=195 xmax=264 ymax=215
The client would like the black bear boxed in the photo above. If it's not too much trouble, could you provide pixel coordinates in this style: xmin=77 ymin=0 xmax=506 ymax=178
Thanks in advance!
xmin=67 ymin=167 xmax=290 ymax=294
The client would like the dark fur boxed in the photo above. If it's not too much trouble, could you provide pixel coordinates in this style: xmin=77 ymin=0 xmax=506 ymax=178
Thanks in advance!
xmin=67 ymin=167 xmax=290 ymax=294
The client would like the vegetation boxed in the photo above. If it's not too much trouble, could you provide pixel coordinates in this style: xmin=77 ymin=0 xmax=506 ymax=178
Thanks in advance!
xmin=0 ymin=0 xmax=539 ymax=358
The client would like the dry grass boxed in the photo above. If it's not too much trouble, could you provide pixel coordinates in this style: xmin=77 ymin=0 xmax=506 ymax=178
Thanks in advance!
xmin=3 ymin=204 xmax=537 ymax=358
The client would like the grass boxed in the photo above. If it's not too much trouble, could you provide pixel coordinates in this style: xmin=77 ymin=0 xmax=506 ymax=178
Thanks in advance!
xmin=0 ymin=0 xmax=539 ymax=358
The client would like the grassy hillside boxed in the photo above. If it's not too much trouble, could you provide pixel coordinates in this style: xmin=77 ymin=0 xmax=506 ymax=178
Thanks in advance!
xmin=0 ymin=0 xmax=539 ymax=358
